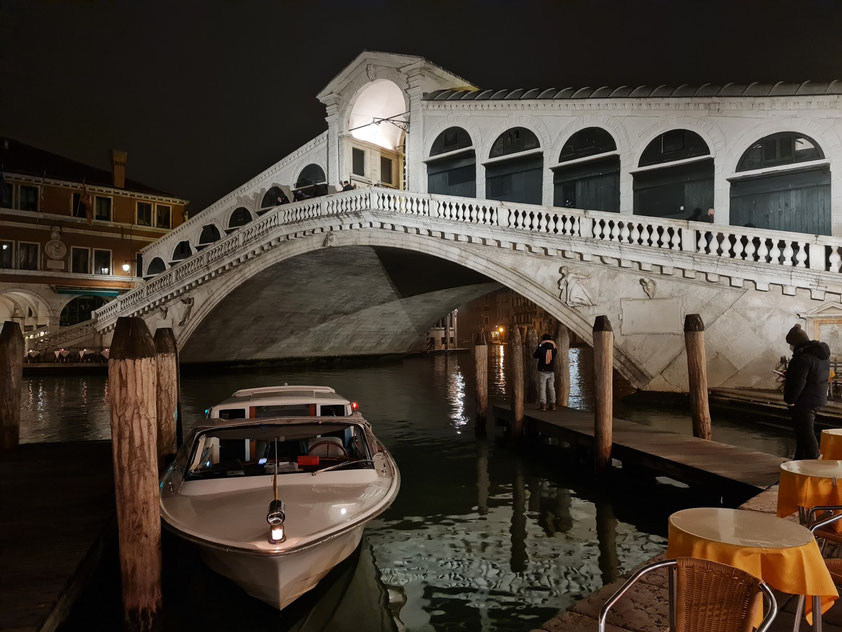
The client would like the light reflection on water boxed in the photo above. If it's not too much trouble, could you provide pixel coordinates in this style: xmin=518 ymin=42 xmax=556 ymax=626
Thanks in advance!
xmin=29 ymin=349 xmax=793 ymax=631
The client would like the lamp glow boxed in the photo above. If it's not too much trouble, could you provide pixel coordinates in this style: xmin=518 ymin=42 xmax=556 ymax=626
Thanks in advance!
xmin=121 ymin=263 xmax=131 ymax=272
xmin=267 ymin=499 xmax=286 ymax=543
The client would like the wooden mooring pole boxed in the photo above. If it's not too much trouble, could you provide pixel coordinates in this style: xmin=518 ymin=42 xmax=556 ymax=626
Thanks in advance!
xmin=474 ymin=331 xmax=488 ymax=424
xmin=593 ymin=316 xmax=613 ymax=472
xmin=108 ymin=317 xmax=162 ymax=631
xmin=525 ymin=327 xmax=539 ymax=404
xmin=509 ymin=326 xmax=525 ymax=439
xmin=0 ymin=321 xmax=23 ymax=452
xmin=154 ymin=327 xmax=178 ymax=470
xmin=554 ymin=323 xmax=570 ymax=408
xmin=684 ymin=314 xmax=712 ymax=440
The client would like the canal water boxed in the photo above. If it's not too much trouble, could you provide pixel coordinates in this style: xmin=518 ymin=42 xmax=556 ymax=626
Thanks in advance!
xmin=25 ymin=347 xmax=794 ymax=631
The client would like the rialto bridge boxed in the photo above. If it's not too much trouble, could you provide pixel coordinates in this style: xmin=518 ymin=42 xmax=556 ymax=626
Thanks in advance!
xmin=32 ymin=51 xmax=842 ymax=392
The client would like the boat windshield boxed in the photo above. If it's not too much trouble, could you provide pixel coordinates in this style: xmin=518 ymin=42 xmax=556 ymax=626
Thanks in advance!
xmin=184 ymin=423 xmax=372 ymax=480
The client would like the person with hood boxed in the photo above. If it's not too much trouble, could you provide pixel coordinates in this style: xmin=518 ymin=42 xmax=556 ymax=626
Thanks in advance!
xmin=533 ymin=333 xmax=558 ymax=411
xmin=783 ymin=323 xmax=831 ymax=459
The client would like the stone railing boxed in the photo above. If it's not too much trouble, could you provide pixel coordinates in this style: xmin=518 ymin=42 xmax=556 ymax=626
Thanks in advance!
xmin=95 ymin=186 xmax=842 ymax=329
xmin=31 ymin=319 xmax=97 ymax=351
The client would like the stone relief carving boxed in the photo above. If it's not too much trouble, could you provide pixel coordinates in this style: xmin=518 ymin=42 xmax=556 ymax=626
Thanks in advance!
xmin=366 ymin=64 xmax=376 ymax=81
xmin=558 ymin=266 xmax=596 ymax=308
xmin=44 ymin=227 xmax=67 ymax=260
xmin=639 ymin=277 xmax=657 ymax=299
xmin=323 ymin=231 xmax=336 ymax=248
xmin=160 ymin=304 xmax=169 ymax=320
xmin=178 ymin=297 xmax=195 ymax=327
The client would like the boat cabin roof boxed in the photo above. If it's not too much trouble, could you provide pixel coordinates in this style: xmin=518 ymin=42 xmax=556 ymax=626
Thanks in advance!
xmin=213 ymin=386 xmax=350 ymax=408
xmin=189 ymin=415 xmax=366 ymax=435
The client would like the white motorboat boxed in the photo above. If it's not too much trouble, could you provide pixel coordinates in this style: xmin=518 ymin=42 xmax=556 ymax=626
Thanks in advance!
xmin=159 ymin=385 xmax=400 ymax=610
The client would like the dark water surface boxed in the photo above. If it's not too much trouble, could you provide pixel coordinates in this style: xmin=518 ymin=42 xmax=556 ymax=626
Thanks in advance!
xmin=25 ymin=347 xmax=794 ymax=631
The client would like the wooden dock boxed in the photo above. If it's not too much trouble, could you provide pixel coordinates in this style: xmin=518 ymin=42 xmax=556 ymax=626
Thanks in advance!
xmin=493 ymin=403 xmax=785 ymax=499
xmin=0 ymin=441 xmax=114 ymax=632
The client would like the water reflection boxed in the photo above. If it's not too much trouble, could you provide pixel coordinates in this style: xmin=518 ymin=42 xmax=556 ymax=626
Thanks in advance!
xmin=27 ymin=349 xmax=793 ymax=631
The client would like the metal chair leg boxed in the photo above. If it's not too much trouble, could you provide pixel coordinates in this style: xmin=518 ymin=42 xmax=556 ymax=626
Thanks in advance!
xmin=793 ymin=595 xmax=805 ymax=632
xmin=812 ymin=596 xmax=822 ymax=632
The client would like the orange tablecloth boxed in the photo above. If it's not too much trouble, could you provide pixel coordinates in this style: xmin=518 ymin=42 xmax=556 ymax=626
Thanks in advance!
xmin=668 ymin=508 xmax=837 ymax=624
xmin=778 ymin=460 xmax=842 ymax=533
xmin=821 ymin=430 xmax=842 ymax=460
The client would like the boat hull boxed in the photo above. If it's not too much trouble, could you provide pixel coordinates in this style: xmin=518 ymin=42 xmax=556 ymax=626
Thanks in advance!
xmin=197 ymin=525 xmax=365 ymax=610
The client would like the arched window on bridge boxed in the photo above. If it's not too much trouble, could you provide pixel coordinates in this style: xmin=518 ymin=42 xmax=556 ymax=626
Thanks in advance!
xmin=553 ymin=127 xmax=619 ymax=212
xmin=196 ymin=224 xmax=221 ymax=250
xmin=633 ymin=130 xmax=713 ymax=220
xmin=427 ymin=127 xmax=476 ymax=198
xmin=145 ymin=257 xmax=166 ymax=278
xmin=60 ymin=295 xmax=108 ymax=326
xmin=486 ymin=127 xmax=543 ymax=205
xmin=294 ymin=164 xmax=327 ymax=200
xmin=171 ymin=241 xmax=192 ymax=263
xmin=227 ymin=207 xmax=253 ymax=232
xmin=730 ymin=132 xmax=830 ymax=235
xmin=260 ymin=186 xmax=285 ymax=213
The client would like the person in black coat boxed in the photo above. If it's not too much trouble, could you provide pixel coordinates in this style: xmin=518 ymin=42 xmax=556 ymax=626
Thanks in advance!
xmin=532 ymin=333 xmax=558 ymax=411
xmin=783 ymin=324 xmax=831 ymax=459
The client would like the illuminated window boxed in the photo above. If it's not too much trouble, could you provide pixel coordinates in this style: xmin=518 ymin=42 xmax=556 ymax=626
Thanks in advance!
xmin=0 ymin=241 xmax=12 ymax=268
xmin=93 ymin=249 xmax=111 ymax=275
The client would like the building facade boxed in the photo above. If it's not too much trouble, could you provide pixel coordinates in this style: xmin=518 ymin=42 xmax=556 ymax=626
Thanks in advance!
xmin=0 ymin=138 xmax=187 ymax=342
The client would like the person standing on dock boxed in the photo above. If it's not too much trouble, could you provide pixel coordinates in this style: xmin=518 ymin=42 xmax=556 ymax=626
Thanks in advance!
xmin=784 ymin=324 xmax=831 ymax=459
xmin=533 ymin=333 xmax=558 ymax=411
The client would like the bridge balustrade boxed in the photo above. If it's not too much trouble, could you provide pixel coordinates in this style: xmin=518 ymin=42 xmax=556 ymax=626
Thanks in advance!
xmin=95 ymin=186 xmax=842 ymax=331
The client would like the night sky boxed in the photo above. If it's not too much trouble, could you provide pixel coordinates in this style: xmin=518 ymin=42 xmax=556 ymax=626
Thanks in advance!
xmin=2 ymin=0 xmax=841 ymax=213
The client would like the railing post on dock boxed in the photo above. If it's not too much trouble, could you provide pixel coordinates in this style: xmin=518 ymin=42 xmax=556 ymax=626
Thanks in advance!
xmin=525 ymin=327 xmax=539 ymax=404
xmin=684 ymin=314 xmax=712 ymax=440
xmin=593 ymin=316 xmax=613 ymax=472
xmin=509 ymin=326 xmax=525 ymax=440
xmin=474 ymin=331 xmax=488 ymax=425
xmin=108 ymin=317 xmax=162 ymax=631
xmin=153 ymin=327 xmax=178 ymax=469
xmin=0 ymin=321 xmax=23 ymax=452
xmin=554 ymin=323 xmax=570 ymax=408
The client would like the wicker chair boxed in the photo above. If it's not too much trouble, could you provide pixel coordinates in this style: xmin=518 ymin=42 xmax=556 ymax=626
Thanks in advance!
xmin=599 ymin=557 xmax=777 ymax=632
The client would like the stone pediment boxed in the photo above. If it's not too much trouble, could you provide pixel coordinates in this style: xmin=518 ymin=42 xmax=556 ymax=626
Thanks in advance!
xmin=799 ymin=301 xmax=842 ymax=319
xmin=316 ymin=50 xmax=475 ymax=104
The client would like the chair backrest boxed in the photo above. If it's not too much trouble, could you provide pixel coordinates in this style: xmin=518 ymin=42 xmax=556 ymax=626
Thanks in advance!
xmin=598 ymin=558 xmax=776 ymax=632
xmin=674 ymin=558 xmax=763 ymax=632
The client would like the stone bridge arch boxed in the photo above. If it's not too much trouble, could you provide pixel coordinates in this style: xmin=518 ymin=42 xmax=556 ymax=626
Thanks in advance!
xmin=164 ymin=228 xmax=651 ymax=386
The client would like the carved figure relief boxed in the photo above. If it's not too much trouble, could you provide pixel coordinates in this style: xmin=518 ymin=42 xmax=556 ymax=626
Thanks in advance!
xmin=558 ymin=266 xmax=596 ymax=308
xmin=323 ymin=231 xmax=336 ymax=248
xmin=178 ymin=297 xmax=195 ymax=327
xmin=160 ymin=304 xmax=169 ymax=320
xmin=639 ymin=277 xmax=657 ymax=299
xmin=44 ymin=227 xmax=67 ymax=260
xmin=366 ymin=64 xmax=376 ymax=81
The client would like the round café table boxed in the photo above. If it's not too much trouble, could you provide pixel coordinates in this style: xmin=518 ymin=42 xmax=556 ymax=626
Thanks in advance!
xmin=821 ymin=429 xmax=842 ymax=460
xmin=667 ymin=507 xmax=837 ymax=627
xmin=778 ymin=460 xmax=842 ymax=531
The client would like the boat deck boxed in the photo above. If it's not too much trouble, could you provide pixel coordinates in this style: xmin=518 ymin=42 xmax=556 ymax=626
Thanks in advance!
xmin=0 ymin=441 xmax=114 ymax=632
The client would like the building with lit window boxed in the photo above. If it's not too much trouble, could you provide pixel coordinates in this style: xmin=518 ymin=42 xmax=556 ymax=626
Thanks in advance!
xmin=0 ymin=137 xmax=188 ymax=337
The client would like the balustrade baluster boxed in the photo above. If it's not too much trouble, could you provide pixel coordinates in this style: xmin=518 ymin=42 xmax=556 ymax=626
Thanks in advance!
xmin=795 ymin=242 xmax=808 ymax=268
xmin=829 ymin=247 xmax=842 ymax=273
xmin=619 ymin=222 xmax=630 ymax=243
xmin=539 ymin=213 xmax=549 ymax=233
xmin=628 ymin=223 xmax=639 ymax=245
xmin=782 ymin=241 xmax=795 ymax=267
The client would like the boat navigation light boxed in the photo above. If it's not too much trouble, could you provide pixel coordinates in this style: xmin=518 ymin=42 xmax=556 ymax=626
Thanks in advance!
xmin=351 ymin=401 xmax=359 ymax=411
xmin=267 ymin=499 xmax=286 ymax=544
